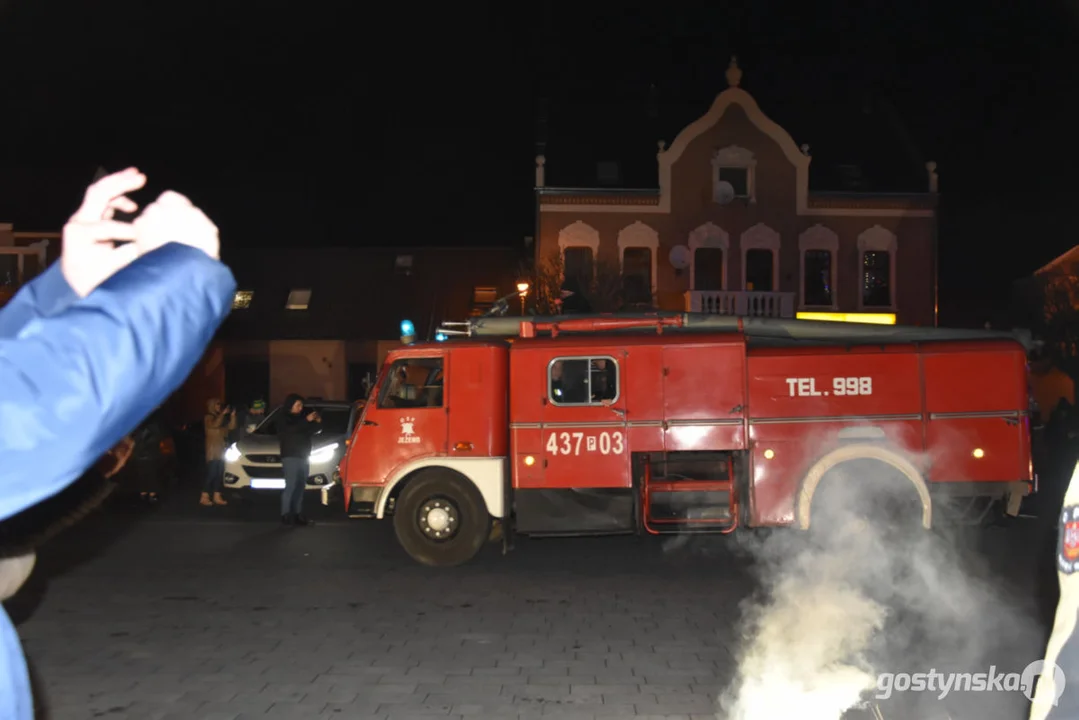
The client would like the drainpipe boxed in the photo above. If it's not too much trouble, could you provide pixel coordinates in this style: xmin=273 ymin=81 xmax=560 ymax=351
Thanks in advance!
xmin=932 ymin=220 xmax=940 ymax=327
xmin=534 ymin=154 xmax=544 ymax=305
xmin=927 ymin=162 xmax=939 ymax=326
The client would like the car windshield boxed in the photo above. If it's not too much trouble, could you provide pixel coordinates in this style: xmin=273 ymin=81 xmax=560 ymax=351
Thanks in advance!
xmin=252 ymin=406 xmax=351 ymax=435
xmin=316 ymin=409 xmax=351 ymax=435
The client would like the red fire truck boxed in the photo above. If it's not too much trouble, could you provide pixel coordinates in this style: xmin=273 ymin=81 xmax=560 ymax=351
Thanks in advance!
xmin=338 ymin=312 xmax=1034 ymax=567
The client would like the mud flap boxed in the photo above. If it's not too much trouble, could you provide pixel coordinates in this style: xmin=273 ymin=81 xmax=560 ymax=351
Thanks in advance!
xmin=1003 ymin=480 xmax=1030 ymax=517
xmin=487 ymin=518 xmax=515 ymax=554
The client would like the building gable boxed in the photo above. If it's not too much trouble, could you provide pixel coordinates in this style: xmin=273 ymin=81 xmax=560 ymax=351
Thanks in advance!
xmin=538 ymin=58 xmax=934 ymax=219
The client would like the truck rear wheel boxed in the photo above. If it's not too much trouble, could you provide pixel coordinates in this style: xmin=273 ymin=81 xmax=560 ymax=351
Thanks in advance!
xmin=808 ymin=459 xmax=924 ymax=542
xmin=393 ymin=470 xmax=490 ymax=567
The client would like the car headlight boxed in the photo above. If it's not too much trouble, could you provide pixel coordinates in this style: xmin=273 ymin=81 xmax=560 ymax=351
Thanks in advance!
xmin=224 ymin=443 xmax=242 ymax=462
xmin=309 ymin=442 xmax=339 ymax=463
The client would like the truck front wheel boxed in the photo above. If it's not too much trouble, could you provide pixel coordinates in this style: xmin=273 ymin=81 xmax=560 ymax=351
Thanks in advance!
xmin=393 ymin=470 xmax=491 ymax=567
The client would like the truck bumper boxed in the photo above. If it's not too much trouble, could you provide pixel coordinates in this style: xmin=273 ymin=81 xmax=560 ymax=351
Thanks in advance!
xmin=347 ymin=485 xmax=381 ymax=518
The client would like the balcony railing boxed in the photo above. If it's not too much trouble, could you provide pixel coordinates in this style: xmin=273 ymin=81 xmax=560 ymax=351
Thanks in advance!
xmin=685 ymin=290 xmax=795 ymax=318
xmin=0 ymin=241 xmax=50 ymax=308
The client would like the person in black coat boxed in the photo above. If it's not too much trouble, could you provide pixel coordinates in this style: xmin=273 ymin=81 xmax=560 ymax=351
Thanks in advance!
xmin=128 ymin=411 xmax=166 ymax=504
xmin=274 ymin=394 xmax=321 ymax=526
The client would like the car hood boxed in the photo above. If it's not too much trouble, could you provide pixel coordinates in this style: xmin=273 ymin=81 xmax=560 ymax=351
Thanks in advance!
xmin=236 ymin=432 xmax=346 ymax=455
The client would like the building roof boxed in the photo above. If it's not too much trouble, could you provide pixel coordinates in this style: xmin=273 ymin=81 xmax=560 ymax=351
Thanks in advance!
xmin=1036 ymin=245 xmax=1079 ymax=276
xmin=219 ymin=245 xmax=526 ymax=343
xmin=539 ymin=60 xmax=930 ymax=195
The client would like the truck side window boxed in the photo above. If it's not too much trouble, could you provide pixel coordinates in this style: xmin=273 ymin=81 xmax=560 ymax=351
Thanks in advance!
xmin=378 ymin=358 xmax=444 ymax=409
xmin=548 ymin=356 xmax=618 ymax=406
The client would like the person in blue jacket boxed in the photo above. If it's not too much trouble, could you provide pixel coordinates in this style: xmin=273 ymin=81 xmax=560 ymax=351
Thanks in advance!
xmin=0 ymin=168 xmax=237 ymax=720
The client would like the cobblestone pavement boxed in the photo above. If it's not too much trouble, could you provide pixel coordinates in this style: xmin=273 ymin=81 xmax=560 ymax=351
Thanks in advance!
xmin=1 ymin=491 xmax=1058 ymax=720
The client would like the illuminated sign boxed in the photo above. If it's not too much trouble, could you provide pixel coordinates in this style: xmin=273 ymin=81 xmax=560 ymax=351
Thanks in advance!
xmin=795 ymin=312 xmax=897 ymax=325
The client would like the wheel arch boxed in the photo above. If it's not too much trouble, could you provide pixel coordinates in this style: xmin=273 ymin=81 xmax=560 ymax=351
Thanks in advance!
xmin=375 ymin=457 xmax=506 ymax=519
xmin=794 ymin=443 xmax=932 ymax=530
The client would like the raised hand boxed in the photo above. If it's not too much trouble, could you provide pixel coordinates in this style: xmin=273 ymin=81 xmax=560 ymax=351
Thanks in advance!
xmin=95 ymin=436 xmax=135 ymax=479
xmin=61 ymin=168 xmax=146 ymax=298
xmin=133 ymin=190 xmax=220 ymax=260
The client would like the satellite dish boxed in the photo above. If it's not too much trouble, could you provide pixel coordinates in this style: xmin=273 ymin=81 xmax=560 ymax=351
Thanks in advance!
xmin=715 ymin=181 xmax=735 ymax=205
xmin=668 ymin=245 xmax=691 ymax=271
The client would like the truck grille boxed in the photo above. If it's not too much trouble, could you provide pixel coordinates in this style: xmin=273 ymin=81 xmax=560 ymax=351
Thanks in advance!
xmin=247 ymin=455 xmax=281 ymax=464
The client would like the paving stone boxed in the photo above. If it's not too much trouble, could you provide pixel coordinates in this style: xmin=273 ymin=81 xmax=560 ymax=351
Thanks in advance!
xmin=6 ymin=498 xmax=1054 ymax=719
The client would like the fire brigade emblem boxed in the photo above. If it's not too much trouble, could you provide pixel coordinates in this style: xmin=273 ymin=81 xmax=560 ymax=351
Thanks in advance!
xmin=1059 ymin=505 xmax=1079 ymax=574
xmin=398 ymin=417 xmax=420 ymax=445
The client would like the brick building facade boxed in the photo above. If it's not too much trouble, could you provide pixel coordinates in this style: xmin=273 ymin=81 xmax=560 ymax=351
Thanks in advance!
xmin=534 ymin=59 xmax=939 ymax=326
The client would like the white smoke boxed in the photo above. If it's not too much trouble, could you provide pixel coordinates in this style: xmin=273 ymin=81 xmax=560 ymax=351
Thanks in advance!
xmin=723 ymin=520 xmax=888 ymax=719
xmin=717 ymin=458 xmax=1040 ymax=720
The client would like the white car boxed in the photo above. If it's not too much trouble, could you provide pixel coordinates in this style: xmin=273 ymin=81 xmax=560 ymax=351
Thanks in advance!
xmin=223 ymin=400 xmax=360 ymax=499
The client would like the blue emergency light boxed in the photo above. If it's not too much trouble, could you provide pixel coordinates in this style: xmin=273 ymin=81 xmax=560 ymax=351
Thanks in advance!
xmin=400 ymin=319 xmax=415 ymax=337
xmin=435 ymin=332 xmax=447 ymax=342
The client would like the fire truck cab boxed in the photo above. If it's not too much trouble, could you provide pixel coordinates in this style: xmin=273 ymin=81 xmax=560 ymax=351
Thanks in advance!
xmin=339 ymin=313 xmax=1034 ymax=567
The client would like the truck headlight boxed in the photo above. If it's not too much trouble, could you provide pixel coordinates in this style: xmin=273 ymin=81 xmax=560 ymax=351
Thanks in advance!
xmin=309 ymin=442 xmax=339 ymax=463
xmin=224 ymin=443 xmax=242 ymax=462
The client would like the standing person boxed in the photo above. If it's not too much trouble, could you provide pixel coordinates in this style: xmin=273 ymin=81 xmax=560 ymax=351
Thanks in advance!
xmin=231 ymin=398 xmax=266 ymax=444
xmin=275 ymin=394 xmax=321 ymax=526
xmin=201 ymin=399 xmax=235 ymax=507
xmin=1031 ymin=458 xmax=1079 ymax=718
xmin=130 ymin=411 xmax=166 ymax=504
xmin=0 ymin=168 xmax=236 ymax=720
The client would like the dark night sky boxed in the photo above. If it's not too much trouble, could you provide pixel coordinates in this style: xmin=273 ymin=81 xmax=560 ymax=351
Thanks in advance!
xmin=0 ymin=0 xmax=1077 ymax=326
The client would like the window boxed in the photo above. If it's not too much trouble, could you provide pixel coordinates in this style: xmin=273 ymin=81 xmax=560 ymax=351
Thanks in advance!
xmin=473 ymin=287 xmax=497 ymax=305
xmin=232 ymin=290 xmax=254 ymax=309
xmin=548 ymin=357 xmax=618 ymax=406
xmin=712 ymin=146 xmax=757 ymax=203
xmin=0 ymin=254 xmax=17 ymax=285
xmin=688 ymin=223 xmax=729 ymax=292
xmin=802 ymin=250 xmax=833 ymax=307
xmin=286 ymin=289 xmax=311 ymax=310
xmin=378 ymin=357 xmax=444 ymax=409
xmin=798 ymin=225 xmax=839 ymax=310
xmin=314 ymin=408 xmax=354 ymax=435
xmin=471 ymin=286 xmax=498 ymax=316
xmin=693 ymin=248 xmax=724 ymax=291
xmin=745 ymin=249 xmax=774 ymax=292
xmin=718 ymin=167 xmax=749 ymax=197
xmin=622 ymin=247 xmax=652 ymax=305
xmin=862 ymin=251 xmax=892 ymax=307
xmin=563 ymin=247 xmax=594 ymax=292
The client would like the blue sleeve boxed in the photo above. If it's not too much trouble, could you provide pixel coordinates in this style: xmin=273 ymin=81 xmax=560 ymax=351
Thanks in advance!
xmin=0 ymin=263 xmax=79 ymax=339
xmin=0 ymin=242 xmax=236 ymax=522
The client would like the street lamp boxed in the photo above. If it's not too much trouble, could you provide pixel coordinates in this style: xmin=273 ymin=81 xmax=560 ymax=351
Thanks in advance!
xmin=516 ymin=280 xmax=531 ymax=316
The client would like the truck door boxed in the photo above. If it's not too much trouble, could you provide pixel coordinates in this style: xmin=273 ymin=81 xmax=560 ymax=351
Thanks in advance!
xmin=662 ymin=341 xmax=747 ymax=451
xmin=348 ymin=354 xmax=449 ymax=485
xmin=542 ymin=353 xmax=629 ymax=488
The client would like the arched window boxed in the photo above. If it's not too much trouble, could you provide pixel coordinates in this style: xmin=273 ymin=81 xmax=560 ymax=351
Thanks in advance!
xmin=857 ymin=225 xmax=898 ymax=310
xmin=798 ymin=224 xmax=839 ymax=309
xmin=740 ymin=223 xmax=780 ymax=292
xmin=617 ymin=222 xmax=659 ymax=306
xmin=688 ymin=222 xmax=729 ymax=291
